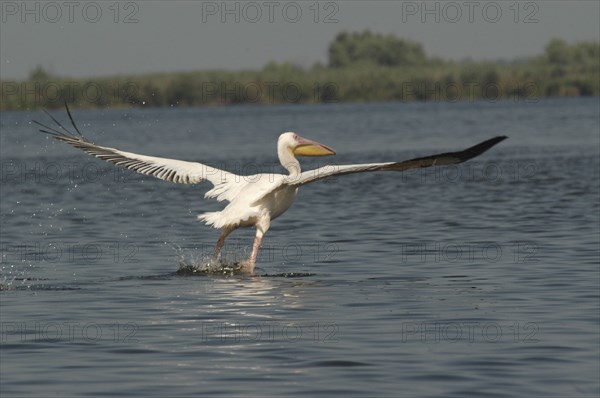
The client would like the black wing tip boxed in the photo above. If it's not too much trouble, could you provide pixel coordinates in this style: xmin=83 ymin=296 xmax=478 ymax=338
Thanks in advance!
xmin=478 ymin=135 xmax=508 ymax=146
xmin=34 ymin=103 xmax=87 ymax=140
xmin=492 ymin=135 xmax=508 ymax=143
xmin=64 ymin=102 xmax=84 ymax=138
xmin=459 ymin=135 xmax=507 ymax=161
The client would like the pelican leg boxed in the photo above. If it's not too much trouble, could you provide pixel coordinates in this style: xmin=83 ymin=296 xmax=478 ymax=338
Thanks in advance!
xmin=238 ymin=232 xmax=263 ymax=274
xmin=250 ymin=234 xmax=264 ymax=267
xmin=214 ymin=226 xmax=234 ymax=258
xmin=238 ymin=214 xmax=270 ymax=274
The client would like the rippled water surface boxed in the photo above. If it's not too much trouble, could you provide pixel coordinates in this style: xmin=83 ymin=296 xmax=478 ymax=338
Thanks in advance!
xmin=1 ymin=99 xmax=599 ymax=397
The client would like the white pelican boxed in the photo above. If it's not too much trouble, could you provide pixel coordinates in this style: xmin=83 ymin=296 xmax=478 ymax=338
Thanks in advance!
xmin=35 ymin=106 xmax=506 ymax=274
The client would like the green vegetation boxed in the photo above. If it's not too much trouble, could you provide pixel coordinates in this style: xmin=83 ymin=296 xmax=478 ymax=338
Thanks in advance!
xmin=1 ymin=33 xmax=598 ymax=110
xmin=328 ymin=31 xmax=430 ymax=68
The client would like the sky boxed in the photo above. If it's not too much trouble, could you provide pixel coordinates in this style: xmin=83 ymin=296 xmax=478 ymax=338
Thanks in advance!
xmin=1 ymin=1 xmax=599 ymax=80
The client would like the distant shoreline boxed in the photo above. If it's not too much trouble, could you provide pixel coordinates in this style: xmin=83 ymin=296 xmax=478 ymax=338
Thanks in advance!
xmin=2 ymin=35 xmax=597 ymax=111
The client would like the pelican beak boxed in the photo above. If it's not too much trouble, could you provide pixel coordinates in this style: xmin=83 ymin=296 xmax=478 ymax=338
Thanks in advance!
xmin=293 ymin=136 xmax=336 ymax=157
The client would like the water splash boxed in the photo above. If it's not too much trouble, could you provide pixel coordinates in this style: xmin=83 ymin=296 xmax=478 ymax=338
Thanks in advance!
xmin=176 ymin=255 xmax=243 ymax=276
xmin=171 ymin=244 xmax=316 ymax=277
xmin=171 ymin=243 xmax=246 ymax=276
xmin=0 ymin=261 xmax=36 ymax=290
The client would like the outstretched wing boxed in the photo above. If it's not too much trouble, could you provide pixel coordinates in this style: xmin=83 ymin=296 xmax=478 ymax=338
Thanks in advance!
xmin=35 ymin=105 xmax=238 ymax=197
xmin=285 ymin=136 xmax=507 ymax=186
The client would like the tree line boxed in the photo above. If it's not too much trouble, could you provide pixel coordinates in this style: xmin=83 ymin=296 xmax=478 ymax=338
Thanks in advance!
xmin=1 ymin=32 xmax=598 ymax=110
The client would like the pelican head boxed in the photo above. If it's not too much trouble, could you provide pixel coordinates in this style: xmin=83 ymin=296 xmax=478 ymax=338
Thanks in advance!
xmin=279 ymin=132 xmax=336 ymax=157
xmin=277 ymin=131 xmax=335 ymax=175
xmin=277 ymin=132 xmax=335 ymax=176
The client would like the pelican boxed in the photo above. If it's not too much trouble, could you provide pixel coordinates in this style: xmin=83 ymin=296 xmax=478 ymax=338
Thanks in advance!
xmin=35 ymin=106 xmax=506 ymax=274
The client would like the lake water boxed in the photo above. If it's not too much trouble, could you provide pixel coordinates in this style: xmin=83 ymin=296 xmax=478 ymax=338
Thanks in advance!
xmin=1 ymin=98 xmax=599 ymax=397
